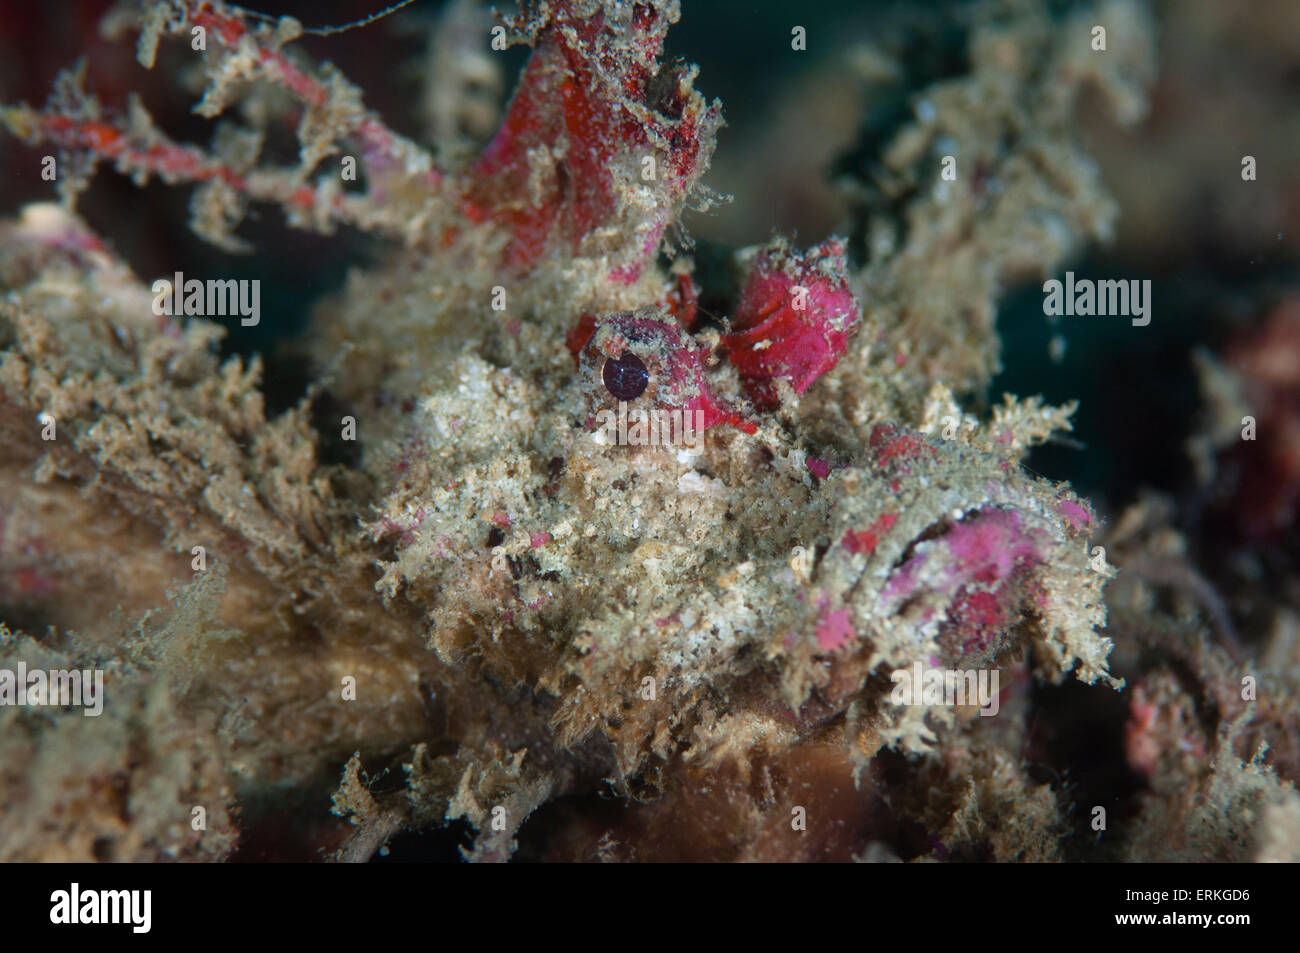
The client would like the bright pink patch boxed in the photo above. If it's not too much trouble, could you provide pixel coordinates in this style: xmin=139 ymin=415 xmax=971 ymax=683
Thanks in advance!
xmin=944 ymin=509 xmax=1044 ymax=584
xmin=530 ymin=531 xmax=552 ymax=547
xmin=720 ymin=238 xmax=861 ymax=410
xmin=1056 ymin=499 xmax=1092 ymax=532
xmin=816 ymin=607 xmax=855 ymax=651
xmin=492 ymin=512 xmax=512 ymax=528
xmin=882 ymin=507 xmax=1047 ymax=605
xmin=807 ymin=457 xmax=831 ymax=479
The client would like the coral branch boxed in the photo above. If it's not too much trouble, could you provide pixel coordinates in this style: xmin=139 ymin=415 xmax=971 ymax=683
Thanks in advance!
xmin=2 ymin=1 xmax=444 ymax=247
xmin=175 ymin=1 xmax=439 ymax=183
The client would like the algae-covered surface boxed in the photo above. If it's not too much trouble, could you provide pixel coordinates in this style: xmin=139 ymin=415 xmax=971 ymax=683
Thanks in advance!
xmin=0 ymin=0 xmax=1296 ymax=862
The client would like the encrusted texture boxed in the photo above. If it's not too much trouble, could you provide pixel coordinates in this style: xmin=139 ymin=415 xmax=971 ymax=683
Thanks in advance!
xmin=0 ymin=0 xmax=1294 ymax=863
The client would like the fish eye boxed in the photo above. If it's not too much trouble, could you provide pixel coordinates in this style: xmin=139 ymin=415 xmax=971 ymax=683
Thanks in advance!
xmin=601 ymin=351 xmax=649 ymax=401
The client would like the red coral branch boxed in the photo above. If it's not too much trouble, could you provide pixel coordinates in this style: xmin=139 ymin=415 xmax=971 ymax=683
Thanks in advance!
xmin=1 ymin=0 xmax=441 ymax=241
xmin=2 ymin=104 xmax=320 ymax=211
xmin=185 ymin=1 xmax=440 ymax=186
